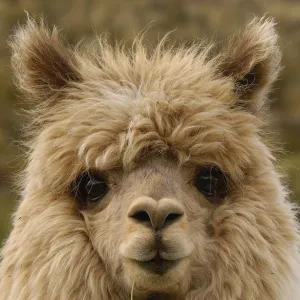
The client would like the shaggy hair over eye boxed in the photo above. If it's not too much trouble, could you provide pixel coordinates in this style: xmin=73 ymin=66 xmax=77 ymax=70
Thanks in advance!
xmin=0 ymin=16 xmax=299 ymax=300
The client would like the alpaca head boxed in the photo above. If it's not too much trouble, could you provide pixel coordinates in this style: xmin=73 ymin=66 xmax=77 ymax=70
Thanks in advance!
xmin=3 ymin=17 xmax=299 ymax=300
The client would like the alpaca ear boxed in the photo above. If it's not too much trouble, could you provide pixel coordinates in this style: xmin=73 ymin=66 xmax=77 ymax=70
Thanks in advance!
xmin=9 ymin=17 xmax=81 ymax=104
xmin=218 ymin=17 xmax=282 ymax=113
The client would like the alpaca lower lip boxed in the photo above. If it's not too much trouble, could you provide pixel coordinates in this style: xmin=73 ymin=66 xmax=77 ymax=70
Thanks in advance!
xmin=135 ymin=255 xmax=180 ymax=274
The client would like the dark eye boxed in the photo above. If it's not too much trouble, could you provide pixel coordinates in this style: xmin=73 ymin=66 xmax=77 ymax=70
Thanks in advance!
xmin=194 ymin=167 xmax=228 ymax=202
xmin=72 ymin=172 xmax=109 ymax=208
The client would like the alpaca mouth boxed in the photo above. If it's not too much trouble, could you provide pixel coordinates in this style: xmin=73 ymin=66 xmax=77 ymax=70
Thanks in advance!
xmin=135 ymin=254 xmax=180 ymax=275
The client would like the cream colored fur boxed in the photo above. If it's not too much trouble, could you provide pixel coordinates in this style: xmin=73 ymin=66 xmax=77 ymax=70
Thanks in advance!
xmin=0 ymin=16 xmax=299 ymax=300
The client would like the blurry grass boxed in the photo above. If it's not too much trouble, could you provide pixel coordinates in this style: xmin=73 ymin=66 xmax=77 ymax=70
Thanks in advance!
xmin=0 ymin=189 xmax=16 ymax=244
xmin=281 ymin=153 xmax=300 ymax=204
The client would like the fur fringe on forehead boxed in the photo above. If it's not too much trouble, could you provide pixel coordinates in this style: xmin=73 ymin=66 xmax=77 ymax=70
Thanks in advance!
xmin=8 ymin=16 xmax=281 ymax=179
xmin=10 ymin=16 xmax=280 ymax=150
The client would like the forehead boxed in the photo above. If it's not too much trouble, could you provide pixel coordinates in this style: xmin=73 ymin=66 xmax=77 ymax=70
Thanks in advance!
xmin=55 ymin=73 xmax=259 ymax=182
xmin=36 ymin=45 xmax=262 ymax=184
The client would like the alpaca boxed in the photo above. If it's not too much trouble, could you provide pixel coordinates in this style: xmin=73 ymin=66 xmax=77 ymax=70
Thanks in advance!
xmin=0 ymin=16 xmax=299 ymax=300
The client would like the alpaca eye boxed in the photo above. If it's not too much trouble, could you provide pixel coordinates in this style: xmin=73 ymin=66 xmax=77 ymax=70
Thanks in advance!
xmin=72 ymin=172 xmax=109 ymax=207
xmin=194 ymin=167 xmax=228 ymax=202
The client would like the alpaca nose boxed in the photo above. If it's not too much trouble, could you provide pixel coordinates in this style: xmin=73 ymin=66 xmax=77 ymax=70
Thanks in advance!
xmin=128 ymin=197 xmax=184 ymax=230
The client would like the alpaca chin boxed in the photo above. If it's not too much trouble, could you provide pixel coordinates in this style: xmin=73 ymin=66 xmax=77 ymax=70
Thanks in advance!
xmin=122 ymin=257 xmax=191 ymax=295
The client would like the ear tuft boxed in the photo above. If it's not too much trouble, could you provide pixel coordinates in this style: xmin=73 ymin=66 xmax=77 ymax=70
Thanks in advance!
xmin=9 ymin=16 xmax=81 ymax=103
xmin=218 ymin=17 xmax=282 ymax=113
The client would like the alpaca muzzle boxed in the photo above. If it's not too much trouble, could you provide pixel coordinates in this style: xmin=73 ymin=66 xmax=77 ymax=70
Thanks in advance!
xmin=120 ymin=196 xmax=194 ymax=274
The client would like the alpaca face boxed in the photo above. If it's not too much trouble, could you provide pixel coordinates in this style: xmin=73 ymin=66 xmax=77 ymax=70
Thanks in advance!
xmin=46 ymin=86 xmax=263 ymax=297
xmin=26 ymin=82 xmax=276 ymax=298
xmin=2 ymin=17 xmax=300 ymax=300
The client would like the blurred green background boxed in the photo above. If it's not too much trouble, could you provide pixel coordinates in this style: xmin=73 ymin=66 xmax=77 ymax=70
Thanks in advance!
xmin=0 ymin=0 xmax=299 ymax=245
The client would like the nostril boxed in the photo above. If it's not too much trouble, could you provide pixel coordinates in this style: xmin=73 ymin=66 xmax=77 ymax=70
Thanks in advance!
xmin=128 ymin=198 xmax=184 ymax=230
xmin=164 ymin=212 xmax=183 ymax=225
xmin=131 ymin=210 xmax=151 ymax=223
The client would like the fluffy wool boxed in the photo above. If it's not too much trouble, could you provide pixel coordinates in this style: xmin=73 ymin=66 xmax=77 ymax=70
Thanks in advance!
xmin=0 ymin=16 xmax=299 ymax=300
